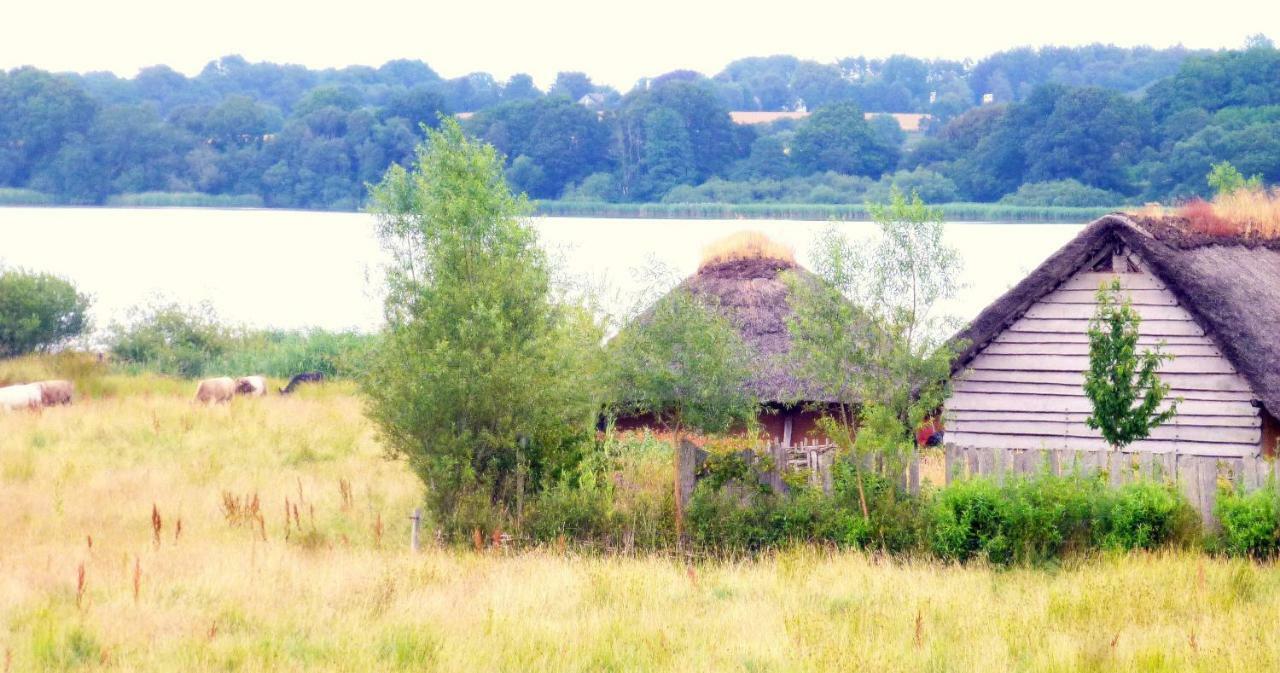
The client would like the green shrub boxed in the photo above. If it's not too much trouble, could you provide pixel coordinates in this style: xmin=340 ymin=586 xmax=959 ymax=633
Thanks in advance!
xmin=1099 ymin=481 xmax=1198 ymax=551
xmin=931 ymin=474 xmax=1104 ymax=565
xmin=526 ymin=479 xmax=616 ymax=544
xmin=108 ymin=301 xmax=232 ymax=377
xmin=0 ymin=268 xmax=91 ymax=356
xmin=997 ymin=179 xmax=1125 ymax=208
xmin=930 ymin=478 xmax=1012 ymax=563
xmin=1216 ymin=487 xmax=1280 ymax=558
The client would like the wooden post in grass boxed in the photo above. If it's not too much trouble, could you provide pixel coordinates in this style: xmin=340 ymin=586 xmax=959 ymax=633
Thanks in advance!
xmin=409 ymin=509 xmax=421 ymax=553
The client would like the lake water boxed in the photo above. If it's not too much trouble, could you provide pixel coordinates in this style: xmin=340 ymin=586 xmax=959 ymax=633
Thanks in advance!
xmin=0 ymin=207 xmax=1085 ymax=335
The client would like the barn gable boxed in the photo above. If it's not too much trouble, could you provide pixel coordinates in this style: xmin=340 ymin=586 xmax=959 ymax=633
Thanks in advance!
xmin=946 ymin=214 xmax=1280 ymax=457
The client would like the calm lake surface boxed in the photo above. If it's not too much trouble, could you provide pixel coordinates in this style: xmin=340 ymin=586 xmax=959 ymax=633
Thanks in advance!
xmin=0 ymin=207 xmax=1085 ymax=335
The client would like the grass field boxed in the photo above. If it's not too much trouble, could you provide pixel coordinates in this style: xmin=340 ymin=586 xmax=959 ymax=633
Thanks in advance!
xmin=3 ymin=371 xmax=1280 ymax=671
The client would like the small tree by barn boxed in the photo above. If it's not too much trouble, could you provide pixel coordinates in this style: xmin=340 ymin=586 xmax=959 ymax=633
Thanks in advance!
xmin=606 ymin=286 xmax=757 ymax=544
xmin=787 ymin=188 xmax=961 ymax=527
xmin=1083 ymin=279 xmax=1179 ymax=449
xmin=362 ymin=119 xmax=605 ymax=536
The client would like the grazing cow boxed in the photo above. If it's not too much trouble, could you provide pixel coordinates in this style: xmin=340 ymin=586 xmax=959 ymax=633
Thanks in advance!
xmin=280 ymin=371 xmax=325 ymax=394
xmin=36 ymin=379 xmax=74 ymax=406
xmin=0 ymin=383 xmax=43 ymax=411
xmin=193 ymin=377 xmax=236 ymax=404
xmin=234 ymin=375 xmax=267 ymax=397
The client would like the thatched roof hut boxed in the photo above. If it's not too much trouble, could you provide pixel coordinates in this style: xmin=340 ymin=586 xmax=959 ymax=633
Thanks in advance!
xmin=948 ymin=213 xmax=1280 ymax=456
xmin=616 ymin=231 xmax=842 ymax=444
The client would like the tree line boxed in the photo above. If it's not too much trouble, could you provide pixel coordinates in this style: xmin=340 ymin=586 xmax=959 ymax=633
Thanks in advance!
xmin=0 ymin=38 xmax=1275 ymax=209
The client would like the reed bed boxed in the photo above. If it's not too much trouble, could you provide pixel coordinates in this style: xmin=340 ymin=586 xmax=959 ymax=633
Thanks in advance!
xmin=3 ymin=380 xmax=1280 ymax=671
xmin=104 ymin=192 xmax=266 ymax=209
xmin=535 ymin=200 xmax=1120 ymax=223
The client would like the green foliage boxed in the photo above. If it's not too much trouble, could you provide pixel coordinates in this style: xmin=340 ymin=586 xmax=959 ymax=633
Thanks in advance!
xmin=1083 ymin=279 xmax=1178 ymax=449
xmin=0 ymin=269 xmax=90 ymax=358
xmin=931 ymin=473 xmax=1198 ymax=564
xmin=607 ymin=287 xmax=756 ymax=438
xmin=929 ymin=475 xmax=1092 ymax=565
xmin=0 ymin=269 xmax=91 ymax=357
xmin=791 ymin=102 xmax=898 ymax=178
xmin=108 ymin=301 xmax=233 ymax=377
xmin=1100 ymin=480 xmax=1198 ymax=551
xmin=1216 ymin=485 xmax=1280 ymax=558
xmin=361 ymin=119 xmax=604 ymax=536
xmin=997 ymin=179 xmax=1125 ymax=207
xmin=685 ymin=483 xmax=865 ymax=553
xmin=1207 ymin=161 xmax=1263 ymax=196
xmin=787 ymin=189 xmax=960 ymax=472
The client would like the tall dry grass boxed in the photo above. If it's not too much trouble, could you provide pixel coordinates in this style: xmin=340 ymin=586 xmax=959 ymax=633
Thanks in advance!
xmin=698 ymin=231 xmax=796 ymax=269
xmin=1210 ymin=186 xmax=1280 ymax=237
xmin=1169 ymin=187 xmax=1280 ymax=239
xmin=3 ymin=369 xmax=1280 ymax=671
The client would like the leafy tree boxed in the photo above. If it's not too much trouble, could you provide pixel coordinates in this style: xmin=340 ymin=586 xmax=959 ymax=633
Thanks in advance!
xmin=549 ymin=72 xmax=595 ymax=101
xmin=607 ymin=283 xmax=757 ymax=542
xmin=362 ymin=119 xmax=603 ymax=533
xmin=1207 ymin=161 xmax=1263 ymax=196
xmin=637 ymin=108 xmax=696 ymax=200
xmin=786 ymin=189 xmax=960 ymax=525
xmin=1023 ymin=86 xmax=1150 ymax=193
xmin=791 ymin=102 xmax=898 ymax=177
xmin=619 ymin=78 xmax=740 ymax=187
xmin=379 ymin=85 xmax=447 ymax=132
xmin=502 ymin=73 xmax=541 ymax=102
xmin=1083 ymin=279 xmax=1178 ymax=449
xmin=0 ymin=269 xmax=91 ymax=356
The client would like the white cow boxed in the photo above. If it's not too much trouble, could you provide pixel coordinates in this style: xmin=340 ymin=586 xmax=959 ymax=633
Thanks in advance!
xmin=0 ymin=383 xmax=43 ymax=411
xmin=234 ymin=375 xmax=267 ymax=397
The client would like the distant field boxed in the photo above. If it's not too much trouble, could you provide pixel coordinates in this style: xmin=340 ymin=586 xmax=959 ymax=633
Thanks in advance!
xmin=3 ymin=375 xmax=1280 ymax=671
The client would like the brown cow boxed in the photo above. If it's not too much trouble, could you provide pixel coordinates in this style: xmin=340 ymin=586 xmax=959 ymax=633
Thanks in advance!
xmin=193 ymin=377 xmax=236 ymax=404
xmin=36 ymin=379 xmax=73 ymax=406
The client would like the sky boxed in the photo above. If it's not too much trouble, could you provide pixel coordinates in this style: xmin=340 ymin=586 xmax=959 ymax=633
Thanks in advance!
xmin=5 ymin=0 xmax=1275 ymax=90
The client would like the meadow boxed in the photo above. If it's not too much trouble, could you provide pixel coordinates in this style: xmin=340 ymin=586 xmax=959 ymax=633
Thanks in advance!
xmin=3 ymin=366 xmax=1280 ymax=671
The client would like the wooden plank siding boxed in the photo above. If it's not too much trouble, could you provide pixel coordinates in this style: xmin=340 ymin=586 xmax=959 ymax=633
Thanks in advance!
xmin=946 ymin=264 xmax=1261 ymax=456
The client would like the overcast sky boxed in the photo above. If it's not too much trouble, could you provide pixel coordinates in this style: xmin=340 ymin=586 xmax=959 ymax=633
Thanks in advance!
xmin=6 ymin=1 xmax=1274 ymax=90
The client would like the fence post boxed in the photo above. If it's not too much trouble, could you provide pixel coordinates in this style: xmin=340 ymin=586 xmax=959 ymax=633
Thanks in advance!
xmin=410 ymin=508 xmax=421 ymax=553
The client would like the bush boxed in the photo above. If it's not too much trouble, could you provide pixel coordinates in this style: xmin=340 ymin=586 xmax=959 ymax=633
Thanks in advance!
xmin=931 ymin=474 xmax=1197 ymax=564
xmin=108 ymin=301 xmax=232 ymax=378
xmin=526 ymin=478 xmax=616 ymax=543
xmin=1216 ymin=487 xmax=1280 ymax=558
xmin=1099 ymin=480 xmax=1198 ymax=551
xmin=865 ymin=169 xmax=960 ymax=204
xmin=930 ymin=478 xmax=1013 ymax=563
xmin=931 ymin=474 xmax=1098 ymax=565
xmin=997 ymin=179 xmax=1125 ymax=207
xmin=0 ymin=268 xmax=91 ymax=356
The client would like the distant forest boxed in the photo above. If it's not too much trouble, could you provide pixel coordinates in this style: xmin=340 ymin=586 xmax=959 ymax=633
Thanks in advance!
xmin=1 ymin=37 xmax=1277 ymax=210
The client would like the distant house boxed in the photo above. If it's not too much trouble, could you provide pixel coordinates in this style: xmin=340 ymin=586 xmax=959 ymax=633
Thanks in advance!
xmin=576 ymin=93 xmax=607 ymax=110
xmin=947 ymin=214 xmax=1280 ymax=457
xmin=613 ymin=232 xmax=846 ymax=446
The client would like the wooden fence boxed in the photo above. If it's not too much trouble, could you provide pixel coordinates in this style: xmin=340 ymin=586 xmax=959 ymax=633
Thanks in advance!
xmin=678 ymin=439 xmax=1280 ymax=525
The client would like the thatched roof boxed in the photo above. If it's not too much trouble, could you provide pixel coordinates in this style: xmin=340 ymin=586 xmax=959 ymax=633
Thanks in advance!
xmin=630 ymin=231 xmax=836 ymax=405
xmin=951 ymin=213 xmax=1280 ymax=418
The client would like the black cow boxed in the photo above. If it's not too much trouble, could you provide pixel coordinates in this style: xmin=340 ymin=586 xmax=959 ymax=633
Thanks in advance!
xmin=280 ymin=371 xmax=326 ymax=394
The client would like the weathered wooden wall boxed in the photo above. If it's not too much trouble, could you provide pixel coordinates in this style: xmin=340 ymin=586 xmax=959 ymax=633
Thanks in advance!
xmin=947 ymin=266 xmax=1261 ymax=456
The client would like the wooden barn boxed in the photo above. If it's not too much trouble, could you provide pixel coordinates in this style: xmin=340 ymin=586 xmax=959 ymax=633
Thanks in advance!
xmin=613 ymin=232 xmax=843 ymax=447
xmin=946 ymin=213 xmax=1280 ymax=457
